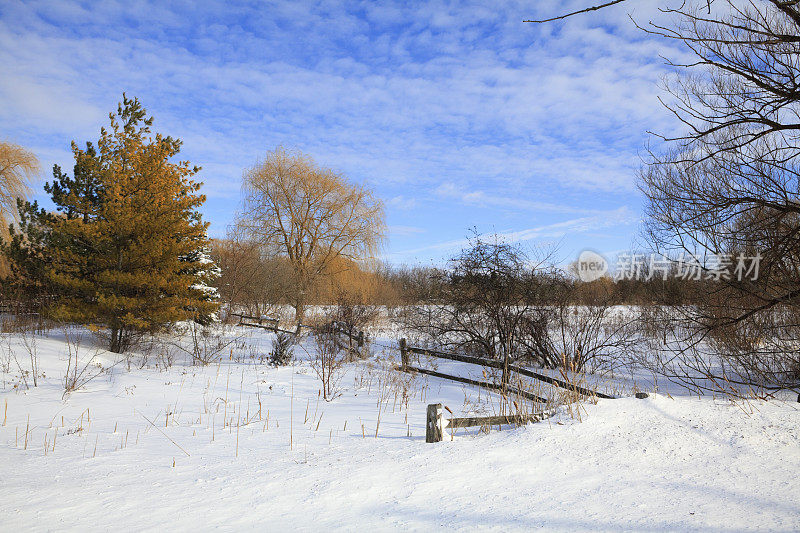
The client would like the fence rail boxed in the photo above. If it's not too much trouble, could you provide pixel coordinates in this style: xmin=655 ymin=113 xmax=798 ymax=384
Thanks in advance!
xmin=399 ymin=337 xmax=615 ymax=400
xmin=425 ymin=402 xmax=557 ymax=443
xmin=402 ymin=364 xmax=548 ymax=403
xmin=230 ymin=313 xmax=279 ymax=327
xmin=229 ymin=313 xmax=304 ymax=335
xmin=230 ymin=314 xmax=613 ymax=401
xmin=331 ymin=322 xmax=365 ymax=349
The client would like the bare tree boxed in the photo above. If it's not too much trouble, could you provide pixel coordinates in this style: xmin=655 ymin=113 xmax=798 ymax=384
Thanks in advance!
xmin=309 ymin=322 xmax=345 ymax=401
xmin=531 ymin=1 xmax=800 ymax=395
xmin=638 ymin=1 xmax=800 ymax=395
xmin=238 ymin=147 xmax=385 ymax=328
xmin=403 ymin=235 xmax=559 ymax=391
xmin=210 ymin=230 xmax=295 ymax=318
xmin=527 ymin=0 xmax=800 ymax=394
xmin=642 ymin=1 xmax=800 ymax=160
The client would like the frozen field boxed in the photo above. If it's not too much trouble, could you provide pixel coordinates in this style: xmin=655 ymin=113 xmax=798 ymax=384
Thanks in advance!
xmin=1 ymin=325 xmax=799 ymax=531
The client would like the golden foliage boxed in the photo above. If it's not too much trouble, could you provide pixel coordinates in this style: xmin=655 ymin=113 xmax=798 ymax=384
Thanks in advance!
xmin=238 ymin=146 xmax=385 ymax=321
xmin=310 ymin=255 xmax=398 ymax=305
xmin=0 ymin=141 xmax=39 ymax=277
xmin=211 ymin=236 xmax=401 ymax=315
xmin=0 ymin=141 xmax=38 ymax=237
xmin=46 ymin=97 xmax=218 ymax=352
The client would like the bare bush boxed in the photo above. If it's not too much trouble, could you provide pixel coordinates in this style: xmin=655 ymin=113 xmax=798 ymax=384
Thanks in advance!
xmin=309 ymin=323 xmax=345 ymax=401
xmin=401 ymin=235 xmax=644 ymax=394
xmin=168 ymin=322 xmax=241 ymax=366
xmin=554 ymin=306 xmax=639 ymax=373
xmin=19 ymin=330 xmax=39 ymax=387
xmin=331 ymin=289 xmax=377 ymax=359
xmin=403 ymin=236 xmax=559 ymax=390
xmin=155 ymin=342 xmax=177 ymax=370
xmin=638 ymin=302 xmax=800 ymax=397
xmin=548 ymin=280 xmax=642 ymax=374
xmin=1 ymin=329 xmax=42 ymax=390
xmin=63 ymin=330 xmax=108 ymax=396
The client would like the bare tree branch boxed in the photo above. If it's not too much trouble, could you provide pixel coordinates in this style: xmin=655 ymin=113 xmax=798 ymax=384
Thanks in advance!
xmin=523 ymin=0 xmax=628 ymax=23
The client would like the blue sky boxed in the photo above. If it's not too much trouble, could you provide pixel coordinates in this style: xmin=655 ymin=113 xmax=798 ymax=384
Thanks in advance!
xmin=0 ymin=0 xmax=686 ymax=265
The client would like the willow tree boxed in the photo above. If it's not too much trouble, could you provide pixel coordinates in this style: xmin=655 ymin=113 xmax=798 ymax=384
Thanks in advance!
xmin=0 ymin=141 xmax=38 ymax=239
xmin=238 ymin=147 xmax=385 ymax=326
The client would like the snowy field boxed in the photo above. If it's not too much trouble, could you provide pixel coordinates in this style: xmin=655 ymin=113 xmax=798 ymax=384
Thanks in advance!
xmin=1 ymin=324 xmax=799 ymax=531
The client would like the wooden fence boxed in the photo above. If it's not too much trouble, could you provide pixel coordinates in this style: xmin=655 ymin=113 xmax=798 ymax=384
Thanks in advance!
xmin=232 ymin=314 xmax=367 ymax=349
xmin=425 ymin=402 xmax=557 ymax=443
xmin=231 ymin=313 xmax=302 ymax=335
xmin=397 ymin=337 xmax=618 ymax=442
xmin=398 ymin=338 xmax=615 ymax=401
xmin=231 ymin=314 xmax=614 ymax=405
xmin=230 ymin=313 xmax=279 ymax=329
xmin=331 ymin=322 xmax=366 ymax=350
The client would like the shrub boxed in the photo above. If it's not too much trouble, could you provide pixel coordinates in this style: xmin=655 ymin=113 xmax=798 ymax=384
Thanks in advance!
xmin=269 ymin=331 xmax=295 ymax=366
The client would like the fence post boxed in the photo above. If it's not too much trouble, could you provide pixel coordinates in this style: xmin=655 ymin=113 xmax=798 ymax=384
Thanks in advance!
xmin=426 ymin=403 xmax=443 ymax=443
xmin=399 ymin=338 xmax=408 ymax=371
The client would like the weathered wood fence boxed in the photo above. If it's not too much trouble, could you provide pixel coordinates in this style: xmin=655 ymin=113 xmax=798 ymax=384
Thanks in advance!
xmin=231 ymin=313 xmax=302 ymax=335
xmin=331 ymin=322 xmax=366 ymax=351
xmin=232 ymin=314 xmax=368 ymax=350
xmin=425 ymin=402 xmax=557 ymax=443
xmin=234 ymin=313 xmax=619 ymax=442
xmin=230 ymin=313 xmax=280 ymax=330
xmin=398 ymin=337 xmax=615 ymax=401
xmin=398 ymin=337 xmax=616 ymax=442
xmin=231 ymin=314 xmax=614 ymax=404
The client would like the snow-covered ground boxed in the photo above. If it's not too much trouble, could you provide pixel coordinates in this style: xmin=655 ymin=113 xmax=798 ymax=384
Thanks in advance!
xmin=1 ymin=325 xmax=799 ymax=531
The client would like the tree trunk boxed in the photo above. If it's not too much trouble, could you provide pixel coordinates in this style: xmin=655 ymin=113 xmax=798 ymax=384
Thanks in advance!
xmin=294 ymin=301 xmax=305 ymax=333
xmin=110 ymin=326 xmax=121 ymax=353
xmin=294 ymin=283 xmax=307 ymax=332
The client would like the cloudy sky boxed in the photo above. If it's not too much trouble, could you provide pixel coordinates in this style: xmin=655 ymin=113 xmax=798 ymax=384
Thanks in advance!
xmin=0 ymin=0 xmax=688 ymax=265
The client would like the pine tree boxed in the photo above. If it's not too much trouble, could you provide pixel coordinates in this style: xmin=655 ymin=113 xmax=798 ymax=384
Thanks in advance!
xmin=2 ymin=142 xmax=102 ymax=308
xmin=44 ymin=142 xmax=102 ymax=223
xmin=1 ymin=199 xmax=57 ymax=311
xmin=46 ymin=95 xmax=219 ymax=352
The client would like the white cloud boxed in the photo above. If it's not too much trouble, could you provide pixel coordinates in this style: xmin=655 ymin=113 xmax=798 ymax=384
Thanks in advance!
xmin=0 ymin=0 xmax=688 ymax=259
xmin=389 ymin=206 xmax=637 ymax=259
xmin=434 ymin=182 xmax=614 ymax=215
xmin=387 ymin=195 xmax=418 ymax=211
xmin=388 ymin=225 xmax=426 ymax=237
